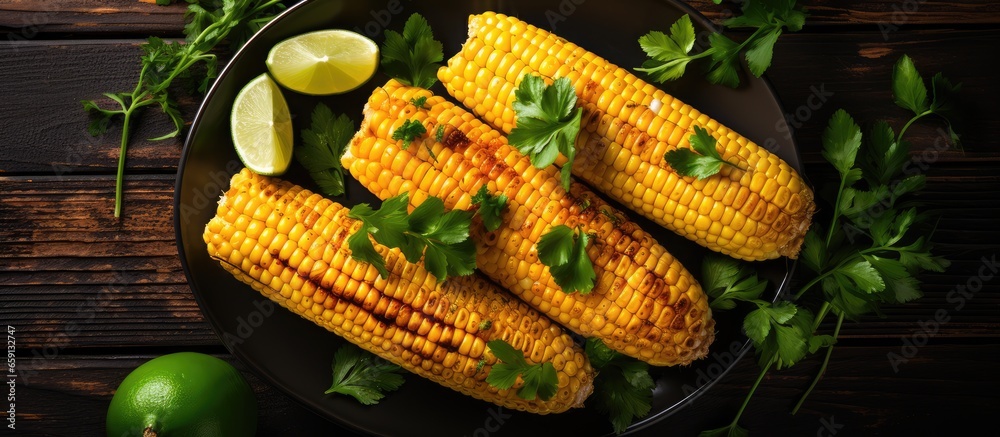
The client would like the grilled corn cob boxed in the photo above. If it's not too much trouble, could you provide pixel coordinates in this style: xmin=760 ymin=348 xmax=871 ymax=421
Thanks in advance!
xmin=342 ymin=80 xmax=714 ymax=366
xmin=437 ymin=12 xmax=816 ymax=261
xmin=203 ymin=168 xmax=594 ymax=414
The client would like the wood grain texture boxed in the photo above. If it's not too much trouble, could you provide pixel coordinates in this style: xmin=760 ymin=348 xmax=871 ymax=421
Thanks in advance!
xmin=1 ymin=171 xmax=996 ymax=349
xmin=1 ymin=29 xmax=997 ymax=174
xmin=2 ymin=0 xmax=998 ymax=37
xmin=12 ymin=345 xmax=998 ymax=435
xmin=0 ymin=175 xmax=217 ymax=349
xmin=1 ymin=1 xmax=998 ymax=435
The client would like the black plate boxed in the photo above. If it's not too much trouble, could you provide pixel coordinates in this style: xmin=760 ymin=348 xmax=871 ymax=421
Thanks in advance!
xmin=175 ymin=1 xmax=800 ymax=435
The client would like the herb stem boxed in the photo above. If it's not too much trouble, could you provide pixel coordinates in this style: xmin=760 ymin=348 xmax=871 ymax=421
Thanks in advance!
xmin=792 ymin=312 xmax=844 ymax=415
xmin=897 ymin=110 xmax=934 ymax=142
xmin=729 ymin=359 xmax=774 ymax=429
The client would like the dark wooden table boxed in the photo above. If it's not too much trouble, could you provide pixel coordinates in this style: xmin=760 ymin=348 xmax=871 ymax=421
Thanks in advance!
xmin=2 ymin=1 xmax=998 ymax=436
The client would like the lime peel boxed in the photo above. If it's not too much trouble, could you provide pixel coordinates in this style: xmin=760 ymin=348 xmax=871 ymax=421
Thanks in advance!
xmin=266 ymin=29 xmax=380 ymax=95
xmin=230 ymin=73 xmax=293 ymax=176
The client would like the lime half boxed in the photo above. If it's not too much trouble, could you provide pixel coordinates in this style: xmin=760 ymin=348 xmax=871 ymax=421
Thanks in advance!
xmin=230 ymin=73 xmax=293 ymax=176
xmin=266 ymin=29 xmax=379 ymax=95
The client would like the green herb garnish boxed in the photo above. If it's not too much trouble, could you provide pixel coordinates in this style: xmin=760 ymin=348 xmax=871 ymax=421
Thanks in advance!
xmin=485 ymin=339 xmax=558 ymax=401
xmin=664 ymin=126 xmax=746 ymax=179
xmin=701 ymin=55 xmax=955 ymax=436
xmin=324 ymin=343 xmax=405 ymax=405
xmin=381 ymin=13 xmax=443 ymax=89
xmin=347 ymin=192 xmax=476 ymax=281
xmin=637 ymin=1 xmax=806 ymax=87
xmin=82 ymin=0 xmax=285 ymax=217
xmin=409 ymin=95 xmax=428 ymax=108
xmin=536 ymin=225 xmax=596 ymax=294
xmin=472 ymin=186 xmax=508 ymax=232
xmin=585 ymin=338 xmax=655 ymax=434
xmin=297 ymin=103 xmax=354 ymax=197
xmin=392 ymin=119 xmax=427 ymax=150
xmin=508 ymin=74 xmax=583 ymax=191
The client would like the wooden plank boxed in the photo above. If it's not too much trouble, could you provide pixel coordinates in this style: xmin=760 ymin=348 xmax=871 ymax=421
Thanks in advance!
xmin=0 ymin=40 xmax=192 ymax=175
xmin=1 ymin=175 xmax=997 ymax=350
xmin=1 ymin=0 xmax=188 ymax=36
xmin=12 ymin=344 xmax=999 ymax=435
xmin=2 ymin=0 xmax=998 ymax=38
xmin=1 ymin=29 xmax=997 ymax=174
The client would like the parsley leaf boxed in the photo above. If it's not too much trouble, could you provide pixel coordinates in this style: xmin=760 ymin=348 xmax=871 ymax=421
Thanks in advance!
xmin=537 ymin=225 xmax=596 ymax=294
xmin=701 ymin=255 xmax=769 ymax=311
xmin=485 ymin=339 xmax=558 ymax=401
xmin=297 ymin=103 xmax=354 ymax=197
xmin=892 ymin=55 xmax=963 ymax=147
xmin=665 ymin=126 xmax=745 ymax=179
xmin=81 ymin=0 xmax=284 ymax=217
xmin=638 ymin=1 xmax=807 ymax=87
xmin=585 ymin=338 xmax=655 ymax=434
xmin=324 ymin=343 xmax=405 ymax=405
xmin=636 ymin=15 xmax=697 ymax=82
xmin=392 ymin=119 xmax=427 ymax=150
xmin=472 ymin=185 xmax=508 ymax=232
xmin=410 ymin=96 xmax=428 ymax=108
xmin=508 ymin=74 xmax=583 ymax=191
xmin=347 ymin=193 xmax=476 ymax=281
xmin=380 ymin=13 xmax=443 ymax=89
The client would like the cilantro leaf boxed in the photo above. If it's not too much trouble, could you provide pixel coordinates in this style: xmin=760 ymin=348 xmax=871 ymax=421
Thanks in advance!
xmin=381 ymin=13 xmax=443 ymax=89
xmin=347 ymin=194 xmax=411 ymax=278
xmin=635 ymin=15 xmax=697 ymax=82
xmin=705 ymin=33 xmax=742 ymax=88
xmin=585 ymin=338 xmax=655 ymax=434
xmin=639 ymin=1 xmax=806 ymax=87
xmin=836 ymin=259 xmax=886 ymax=294
xmin=392 ymin=119 xmax=427 ymax=150
xmin=472 ymin=185 xmax=508 ymax=232
xmin=485 ymin=339 xmax=558 ymax=401
xmin=665 ymin=126 xmax=744 ymax=179
xmin=746 ymin=302 xmax=813 ymax=369
xmin=821 ymin=109 xmax=863 ymax=178
xmin=508 ymin=75 xmax=583 ymax=191
xmin=409 ymin=96 xmax=427 ymax=108
xmin=324 ymin=343 xmax=405 ymax=405
xmin=347 ymin=193 xmax=477 ymax=281
xmin=891 ymin=55 xmax=963 ymax=148
xmin=702 ymin=255 xmax=769 ymax=311
xmin=537 ymin=225 xmax=596 ymax=294
xmin=297 ymin=103 xmax=354 ymax=197
xmin=84 ymin=0 xmax=283 ymax=217
xmin=892 ymin=55 xmax=929 ymax=114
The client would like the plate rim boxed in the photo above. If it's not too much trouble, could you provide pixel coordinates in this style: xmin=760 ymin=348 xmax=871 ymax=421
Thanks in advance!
xmin=173 ymin=0 xmax=801 ymax=435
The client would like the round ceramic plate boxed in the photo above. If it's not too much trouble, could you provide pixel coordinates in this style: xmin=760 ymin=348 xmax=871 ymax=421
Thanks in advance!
xmin=175 ymin=1 xmax=799 ymax=435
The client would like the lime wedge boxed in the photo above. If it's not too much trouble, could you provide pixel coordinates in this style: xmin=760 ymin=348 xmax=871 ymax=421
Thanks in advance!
xmin=230 ymin=73 xmax=293 ymax=176
xmin=266 ymin=29 xmax=379 ymax=95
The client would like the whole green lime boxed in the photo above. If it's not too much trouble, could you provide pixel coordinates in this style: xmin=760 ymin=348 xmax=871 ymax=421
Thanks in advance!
xmin=106 ymin=352 xmax=257 ymax=437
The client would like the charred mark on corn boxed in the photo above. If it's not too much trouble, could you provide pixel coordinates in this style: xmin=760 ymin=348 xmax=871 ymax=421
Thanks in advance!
xmin=204 ymin=169 xmax=594 ymax=414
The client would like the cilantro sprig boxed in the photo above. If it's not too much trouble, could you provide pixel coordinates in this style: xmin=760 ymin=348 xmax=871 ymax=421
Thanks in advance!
xmin=537 ymin=225 xmax=597 ymax=294
xmin=485 ymin=339 xmax=558 ymax=401
xmin=508 ymin=74 xmax=583 ymax=191
xmin=324 ymin=343 xmax=405 ymax=405
xmin=82 ymin=0 xmax=285 ymax=217
xmin=585 ymin=338 xmax=655 ymax=434
xmin=297 ymin=103 xmax=354 ymax=197
xmin=392 ymin=119 xmax=427 ymax=150
xmin=381 ymin=13 xmax=444 ymax=89
xmin=347 ymin=193 xmax=477 ymax=281
xmin=701 ymin=55 xmax=955 ymax=437
xmin=665 ymin=126 xmax=746 ymax=179
xmin=637 ymin=1 xmax=806 ymax=87
xmin=472 ymin=186 xmax=508 ymax=232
